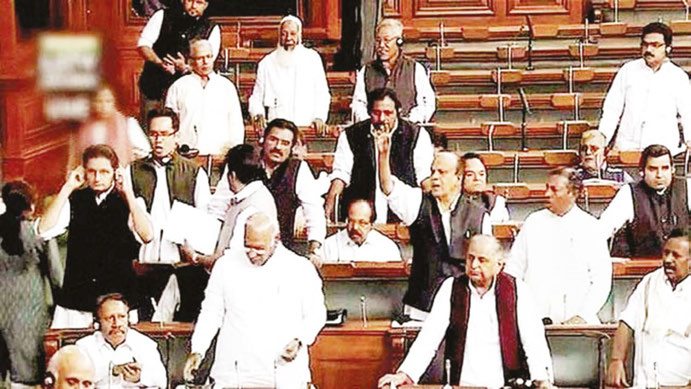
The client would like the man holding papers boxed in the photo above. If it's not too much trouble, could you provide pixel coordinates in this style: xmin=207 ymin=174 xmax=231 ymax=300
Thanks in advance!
xmin=127 ymin=107 xmax=212 ymax=322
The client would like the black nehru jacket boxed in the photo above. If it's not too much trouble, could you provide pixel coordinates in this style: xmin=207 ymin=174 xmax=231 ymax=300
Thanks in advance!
xmin=58 ymin=187 xmax=140 ymax=311
xmin=265 ymin=158 xmax=303 ymax=252
xmin=138 ymin=9 xmax=217 ymax=100
xmin=341 ymin=119 xmax=420 ymax=221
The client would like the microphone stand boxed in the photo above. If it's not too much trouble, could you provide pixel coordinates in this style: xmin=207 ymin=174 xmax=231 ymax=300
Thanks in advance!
xmin=518 ymin=88 xmax=531 ymax=151
xmin=525 ymin=16 xmax=535 ymax=71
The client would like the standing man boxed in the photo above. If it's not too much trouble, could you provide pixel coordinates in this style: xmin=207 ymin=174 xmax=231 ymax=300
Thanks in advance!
xmin=606 ymin=229 xmax=691 ymax=387
xmin=249 ymin=16 xmax=331 ymax=135
xmin=76 ymin=294 xmax=167 ymax=389
xmin=600 ymin=144 xmax=690 ymax=258
xmin=460 ymin=152 xmax=510 ymax=223
xmin=575 ymin=130 xmax=633 ymax=183
xmin=326 ymin=88 xmax=434 ymax=223
xmin=351 ymin=18 xmax=435 ymax=124
xmin=378 ymin=135 xmax=490 ymax=320
xmin=505 ymin=167 xmax=612 ymax=324
xmin=598 ymin=22 xmax=691 ymax=155
xmin=165 ymin=39 xmax=244 ymax=156
xmin=137 ymin=0 xmax=220 ymax=122
xmin=378 ymin=235 xmax=553 ymax=388
xmin=183 ymin=213 xmax=326 ymax=388
xmin=127 ymin=107 xmax=212 ymax=322
xmin=38 ymin=145 xmax=153 ymax=328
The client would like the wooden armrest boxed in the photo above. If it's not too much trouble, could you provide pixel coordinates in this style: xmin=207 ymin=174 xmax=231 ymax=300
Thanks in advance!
xmin=616 ymin=150 xmax=642 ymax=165
xmin=551 ymin=93 xmax=583 ymax=109
xmin=671 ymin=20 xmax=691 ymax=34
xmin=430 ymin=70 xmax=452 ymax=86
xmin=461 ymin=26 xmax=490 ymax=40
xmin=568 ymin=43 xmax=599 ymax=58
xmin=476 ymin=151 xmax=506 ymax=167
xmin=582 ymin=182 xmax=619 ymax=198
xmin=493 ymin=222 xmax=522 ymax=239
xmin=479 ymin=94 xmax=512 ymax=109
xmin=564 ymin=67 xmax=595 ymax=82
xmin=497 ymin=45 xmax=527 ymax=60
xmin=425 ymin=46 xmax=455 ymax=60
xmin=544 ymin=150 xmax=579 ymax=165
xmin=491 ymin=69 xmax=523 ymax=84
xmin=599 ymin=22 xmax=628 ymax=36
xmin=532 ymin=24 xmax=560 ymax=38
xmin=480 ymin=122 xmax=517 ymax=136
xmin=493 ymin=183 xmax=531 ymax=199
xmin=556 ymin=120 xmax=591 ymax=135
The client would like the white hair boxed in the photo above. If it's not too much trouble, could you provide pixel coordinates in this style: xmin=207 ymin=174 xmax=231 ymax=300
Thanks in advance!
xmin=47 ymin=345 xmax=94 ymax=381
xmin=376 ymin=18 xmax=404 ymax=38
xmin=279 ymin=15 xmax=303 ymax=45
xmin=189 ymin=39 xmax=213 ymax=54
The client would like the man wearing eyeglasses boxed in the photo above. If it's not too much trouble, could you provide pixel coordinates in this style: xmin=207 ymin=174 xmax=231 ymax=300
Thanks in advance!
xmin=575 ymin=130 xmax=633 ymax=183
xmin=325 ymin=87 xmax=434 ymax=223
xmin=184 ymin=212 xmax=326 ymax=388
xmin=598 ymin=22 xmax=691 ymax=156
xmin=351 ymin=18 xmax=436 ymax=124
xmin=126 ymin=107 xmax=212 ymax=322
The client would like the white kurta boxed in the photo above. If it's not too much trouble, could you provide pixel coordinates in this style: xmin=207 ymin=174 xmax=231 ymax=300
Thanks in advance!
xmin=598 ymin=58 xmax=691 ymax=155
xmin=505 ymin=206 xmax=612 ymax=324
xmin=190 ymin=245 xmax=327 ymax=388
xmin=619 ymin=268 xmax=691 ymax=387
xmin=322 ymin=228 xmax=402 ymax=263
xmin=248 ymin=45 xmax=331 ymax=126
xmin=398 ymin=276 xmax=553 ymax=386
xmin=351 ymin=61 xmax=436 ymax=124
xmin=76 ymin=329 xmax=167 ymax=389
xmin=165 ymin=72 xmax=244 ymax=155
xmin=330 ymin=123 xmax=435 ymax=224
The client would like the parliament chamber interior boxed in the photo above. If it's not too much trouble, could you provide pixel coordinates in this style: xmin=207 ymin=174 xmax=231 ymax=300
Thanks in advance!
xmin=1 ymin=0 xmax=690 ymax=388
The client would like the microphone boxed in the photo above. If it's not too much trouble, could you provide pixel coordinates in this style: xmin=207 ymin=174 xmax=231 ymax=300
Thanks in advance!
xmin=518 ymin=88 xmax=531 ymax=115
xmin=525 ymin=15 xmax=534 ymax=38
xmin=179 ymin=144 xmax=190 ymax=153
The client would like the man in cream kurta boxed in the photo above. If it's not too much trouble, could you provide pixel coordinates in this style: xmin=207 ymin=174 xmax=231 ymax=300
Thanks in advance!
xmin=505 ymin=167 xmax=612 ymax=324
xmin=248 ymin=16 xmax=330 ymax=131
xmin=184 ymin=213 xmax=326 ymax=388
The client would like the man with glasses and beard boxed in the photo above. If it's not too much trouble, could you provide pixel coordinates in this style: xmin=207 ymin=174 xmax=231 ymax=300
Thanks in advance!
xmin=598 ymin=22 xmax=691 ymax=155
xmin=249 ymin=15 xmax=331 ymax=136
xmin=575 ymin=130 xmax=633 ymax=184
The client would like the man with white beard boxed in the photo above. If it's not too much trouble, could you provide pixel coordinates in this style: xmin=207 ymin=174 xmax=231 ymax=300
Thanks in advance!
xmin=248 ymin=15 xmax=331 ymax=135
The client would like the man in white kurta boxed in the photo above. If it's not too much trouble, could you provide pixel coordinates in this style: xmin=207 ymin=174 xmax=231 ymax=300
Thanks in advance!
xmin=248 ymin=16 xmax=330 ymax=132
xmin=165 ymin=39 xmax=244 ymax=155
xmin=598 ymin=22 xmax=691 ymax=156
xmin=184 ymin=213 xmax=326 ymax=388
xmin=606 ymin=231 xmax=691 ymax=388
xmin=378 ymin=235 xmax=553 ymax=388
xmin=505 ymin=168 xmax=612 ymax=324
xmin=323 ymin=199 xmax=402 ymax=263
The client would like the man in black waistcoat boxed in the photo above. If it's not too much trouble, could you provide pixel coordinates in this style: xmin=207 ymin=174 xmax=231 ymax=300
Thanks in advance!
xmin=600 ymin=144 xmax=690 ymax=258
xmin=257 ymin=119 xmax=326 ymax=265
xmin=137 ymin=0 xmax=220 ymax=124
xmin=38 ymin=145 xmax=153 ymax=328
xmin=325 ymin=87 xmax=434 ymax=224
xmin=377 ymin=134 xmax=490 ymax=321
xmin=377 ymin=235 xmax=553 ymax=388
xmin=127 ymin=108 xmax=212 ymax=322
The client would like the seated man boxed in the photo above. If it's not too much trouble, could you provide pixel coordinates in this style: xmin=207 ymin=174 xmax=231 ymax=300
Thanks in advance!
xmin=378 ymin=235 xmax=553 ymax=388
xmin=575 ymin=130 xmax=633 ymax=183
xmin=323 ymin=199 xmax=402 ymax=263
xmin=76 ymin=294 xmax=166 ymax=388
xmin=600 ymin=144 xmax=690 ymax=258
xmin=38 ymin=145 xmax=153 ymax=328
xmin=184 ymin=213 xmax=326 ymax=387
xmin=46 ymin=345 xmax=95 ymax=389
xmin=460 ymin=152 xmax=509 ymax=223
xmin=606 ymin=229 xmax=691 ymax=387
xmin=505 ymin=167 xmax=612 ymax=324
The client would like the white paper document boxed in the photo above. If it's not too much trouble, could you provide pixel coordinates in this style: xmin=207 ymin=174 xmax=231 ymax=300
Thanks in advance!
xmin=163 ymin=200 xmax=221 ymax=255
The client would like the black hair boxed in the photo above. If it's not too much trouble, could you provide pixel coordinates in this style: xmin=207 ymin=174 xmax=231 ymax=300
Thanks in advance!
xmin=95 ymin=293 xmax=130 ymax=319
xmin=224 ymin=144 xmax=265 ymax=185
xmin=263 ymin=118 xmax=299 ymax=147
xmin=146 ymin=107 xmax=180 ymax=133
xmin=366 ymin=88 xmax=402 ymax=114
xmin=639 ymin=144 xmax=673 ymax=171
xmin=642 ymin=22 xmax=673 ymax=47
xmin=0 ymin=181 xmax=35 ymax=256
xmin=347 ymin=198 xmax=375 ymax=223
xmin=82 ymin=144 xmax=120 ymax=169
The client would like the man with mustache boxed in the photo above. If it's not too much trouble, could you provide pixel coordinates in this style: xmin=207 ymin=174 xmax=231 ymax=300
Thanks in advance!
xmin=351 ymin=18 xmax=435 ymax=124
xmin=322 ymin=199 xmax=402 ymax=263
xmin=165 ymin=39 xmax=244 ymax=156
xmin=137 ymin=0 xmax=220 ymax=123
xmin=75 ymin=294 xmax=166 ymax=388
xmin=600 ymin=144 xmax=690 ymax=258
xmin=606 ymin=229 xmax=691 ymax=388
xmin=574 ymin=130 xmax=633 ymax=183
xmin=598 ymin=22 xmax=691 ymax=155
xmin=325 ymin=87 xmax=434 ymax=224
xmin=126 ymin=107 xmax=212 ymax=322
xmin=249 ymin=15 xmax=331 ymax=136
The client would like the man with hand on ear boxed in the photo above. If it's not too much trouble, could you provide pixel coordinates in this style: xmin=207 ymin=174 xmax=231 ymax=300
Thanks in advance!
xmin=598 ymin=22 xmax=691 ymax=155
xmin=76 ymin=293 xmax=167 ymax=388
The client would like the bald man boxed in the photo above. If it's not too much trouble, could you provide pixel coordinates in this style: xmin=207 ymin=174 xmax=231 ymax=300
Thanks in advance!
xmin=184 ymin=213 xmax=326 ymax=388
xmin=378 ymin=235 xmax=554 ymax=388
xmin=47 ymin=345 xmax=95 ymax=389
